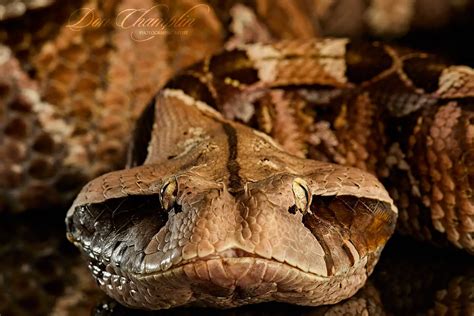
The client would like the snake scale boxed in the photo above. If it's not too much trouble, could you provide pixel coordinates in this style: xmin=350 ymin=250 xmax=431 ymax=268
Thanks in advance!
xmin=0 ymin=0 xmax=473 ymax=312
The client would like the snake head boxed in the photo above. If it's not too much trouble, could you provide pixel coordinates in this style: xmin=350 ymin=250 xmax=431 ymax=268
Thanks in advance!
xmin=65 ymin=92 xmax=397 ymax=309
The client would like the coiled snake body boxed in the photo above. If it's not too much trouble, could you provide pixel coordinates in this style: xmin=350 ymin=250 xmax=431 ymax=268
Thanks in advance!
xmin=65 ymin=39 xmax=473 ymax=309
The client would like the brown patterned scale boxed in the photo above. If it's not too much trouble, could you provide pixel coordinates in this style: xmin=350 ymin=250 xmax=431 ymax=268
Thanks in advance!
xmin=0 ymin=0 xmax=222 ymax=212
xmin=152 ymin=39 xmax=474 ymax=253
xmin=65 ymin=38 xmax=472 ymax=309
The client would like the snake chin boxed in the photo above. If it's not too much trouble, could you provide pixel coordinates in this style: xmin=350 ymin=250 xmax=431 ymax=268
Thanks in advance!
xmin=87 ymin=248 xmax=369 ymax=310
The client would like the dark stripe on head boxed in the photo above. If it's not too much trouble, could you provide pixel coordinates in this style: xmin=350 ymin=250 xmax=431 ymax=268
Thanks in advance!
xmin=222 ymin=123 xmax=243 ymax=195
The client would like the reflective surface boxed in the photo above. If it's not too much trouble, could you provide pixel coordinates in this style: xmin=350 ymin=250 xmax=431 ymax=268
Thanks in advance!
xmin=1 ymin=210 xmax=473 ymax=316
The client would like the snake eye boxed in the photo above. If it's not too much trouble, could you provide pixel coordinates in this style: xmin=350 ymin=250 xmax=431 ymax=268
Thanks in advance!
xmin=160 ymin=178 xmax=178 ymax=211
xmin=291 ymin=178 xmax=311 ymax=215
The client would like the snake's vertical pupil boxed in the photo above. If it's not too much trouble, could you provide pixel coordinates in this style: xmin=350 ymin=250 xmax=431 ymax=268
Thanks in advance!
xmin=160 ymin=178 xmax=178 ymax=211
xmin=292 ymin=178 xmax=311 ymax=215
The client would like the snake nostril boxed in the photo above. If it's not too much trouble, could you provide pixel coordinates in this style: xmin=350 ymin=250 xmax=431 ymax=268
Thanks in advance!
xmin=288 ymin=205 xmax=297 ymax=214
xmin=173 ymin=204 xmax=183 ymax=214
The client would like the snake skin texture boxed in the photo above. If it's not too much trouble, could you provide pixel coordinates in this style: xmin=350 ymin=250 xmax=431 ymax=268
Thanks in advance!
xmin=1 ymin=0 xmax=473 ymax=214
xmin=0 ymin=0 xmax=473 ymax=312
xmin=0 ymin=0 xmax=222 ymax=212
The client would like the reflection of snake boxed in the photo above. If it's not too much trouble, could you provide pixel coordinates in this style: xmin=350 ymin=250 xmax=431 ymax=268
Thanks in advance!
xmin=65 ymin=38 xmax=473 ymax=309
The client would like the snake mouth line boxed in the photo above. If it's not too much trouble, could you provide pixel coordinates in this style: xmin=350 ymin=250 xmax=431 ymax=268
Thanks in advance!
xmin=130 ymin=248 xmax=365 ymax=281
xmin=87 ymin=251 xmax=340 ymax=298
xmin=82 ymin=239 xmax=370 ymax=286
